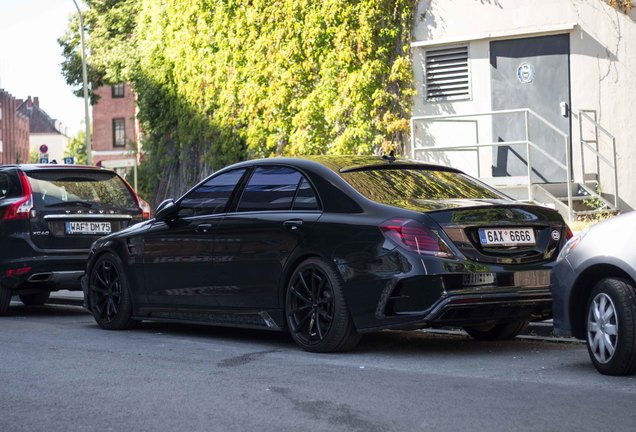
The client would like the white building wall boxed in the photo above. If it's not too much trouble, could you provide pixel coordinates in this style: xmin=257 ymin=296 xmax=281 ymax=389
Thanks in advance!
xmin=411 ymin=0 xmax=636 ymax=210
xmin=30 ymin=133 xmax=69 ymax=164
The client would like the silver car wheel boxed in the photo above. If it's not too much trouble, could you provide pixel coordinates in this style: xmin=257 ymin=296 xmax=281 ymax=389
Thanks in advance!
xmin=587 ymin=292 xmax=619 ymax=364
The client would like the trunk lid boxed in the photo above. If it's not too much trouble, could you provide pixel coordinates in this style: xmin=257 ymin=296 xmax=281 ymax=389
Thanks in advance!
xmin=425 ymin=203 xmax=567 ymax=264
xmin=25 ymin=169 xmax=141 ymax=251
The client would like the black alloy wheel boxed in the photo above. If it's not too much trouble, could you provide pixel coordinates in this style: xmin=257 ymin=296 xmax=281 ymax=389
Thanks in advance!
xmin=286 ymin=257 xmax=360 ymax=352
xmin=19 ymin=291 xmax=50 ymax=306
xmin=88 ymin=253 xmax=137 ymax=330
xmin=463 ymin=319 xmax=528 ymax=341
xmin=586 ymin=278 xmax=636 ymax=376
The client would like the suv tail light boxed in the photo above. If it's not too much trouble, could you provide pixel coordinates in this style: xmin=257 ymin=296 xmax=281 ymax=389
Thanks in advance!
xmin=6 ymin=266 xmax=32 ymax=277
xmin=565 ymin=224 xmax=573 ymax=240
xmin=380 ymin=218 xmax=454 ymax=258
xmin=2 ymin=171 xmax=33 ymax=221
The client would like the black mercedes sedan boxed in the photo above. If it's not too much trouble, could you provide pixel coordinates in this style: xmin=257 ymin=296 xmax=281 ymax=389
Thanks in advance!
xmin=82 ymin=156 xmax=571 ymax=352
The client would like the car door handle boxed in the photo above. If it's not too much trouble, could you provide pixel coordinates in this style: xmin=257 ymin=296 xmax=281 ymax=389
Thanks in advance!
xmin=283 ymin=219 xmax=303 ymax=230
xmin=195 ymin=223 xmax=215 ymax=233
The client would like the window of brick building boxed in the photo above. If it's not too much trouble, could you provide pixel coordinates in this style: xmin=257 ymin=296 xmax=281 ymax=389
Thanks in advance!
xmin=112 ymin=118 xmax=126 ymax=147
xmin=111 ymin=83 xmax=125 ymax=98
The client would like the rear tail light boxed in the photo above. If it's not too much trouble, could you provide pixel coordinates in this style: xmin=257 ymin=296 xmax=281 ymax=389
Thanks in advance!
xmin=116 ymin=174 xmax=150 ymax=220
xmin=565 ymin=224 xmax=573 ymax=240
xmin=380 ymin=218 xmax=454 ymax=258
xmin=6 ymin=266 xmax=32 ymax=277
xmin=2 ymin=172 xmax=33 ymax=221
xmin=138 ymin=198 xmax=151 ymax=220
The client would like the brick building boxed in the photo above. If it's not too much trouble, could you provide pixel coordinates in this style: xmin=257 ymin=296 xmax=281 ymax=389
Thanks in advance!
xmin=0 ymin=89 xmax=29 ymax=164
xmin=92 ymin=83 xmax=139 ymax=170
xmin=16 ymin=96 xmax=69 ymax=163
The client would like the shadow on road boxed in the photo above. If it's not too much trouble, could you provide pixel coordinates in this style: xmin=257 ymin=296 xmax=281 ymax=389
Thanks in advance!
xmin=120 ymin=320 xmax=580 ymax=358
xmin=5 ymin=302 xmax=88 ymax=318
xmin=5 ymin=301 xmax=581 ymax=358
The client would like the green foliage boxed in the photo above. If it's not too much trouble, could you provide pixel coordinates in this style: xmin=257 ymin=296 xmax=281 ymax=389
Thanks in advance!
xmin=64 ymin=129 xmax=88 ymax=165
xmin=60 ymin=0 xmax=417 ymax=202
xmin=608 ymin=0 xmax=633 ymax=13
xmin=29 ymin=148 xmax=40 ymax=164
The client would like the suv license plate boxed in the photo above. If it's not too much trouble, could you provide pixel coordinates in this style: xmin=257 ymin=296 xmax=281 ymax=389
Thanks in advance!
xmin=65 ymin=221 xmax=112 ymax=235
xmin=479 ymin=228 xmax=535 ymax=246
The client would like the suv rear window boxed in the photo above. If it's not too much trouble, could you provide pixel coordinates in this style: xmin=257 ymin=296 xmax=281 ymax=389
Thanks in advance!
xmin=26 ymin=170 xmax=138 ymax=210
xmin=340 ymin=168 xmax=505 ymax=208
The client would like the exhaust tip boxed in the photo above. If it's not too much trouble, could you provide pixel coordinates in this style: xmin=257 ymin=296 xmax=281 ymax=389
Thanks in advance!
xmin=27 ymin=273 xmax=53 ymax=283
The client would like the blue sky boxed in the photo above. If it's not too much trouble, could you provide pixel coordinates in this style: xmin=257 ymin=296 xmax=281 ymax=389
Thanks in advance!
xmin=0 ymin=0 xmax=85 ymax=136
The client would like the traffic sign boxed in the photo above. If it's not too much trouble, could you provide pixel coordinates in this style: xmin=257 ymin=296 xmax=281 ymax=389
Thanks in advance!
xmin=63 ymin=157 xmax=75 ymax=165
xmin=39 ymin=144 xmax=48 ymax=154
xmin=39 ymin=157 xmax=49 ymax=164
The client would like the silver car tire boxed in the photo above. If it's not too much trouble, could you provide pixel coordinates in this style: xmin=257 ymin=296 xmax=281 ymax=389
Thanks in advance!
xmin=586 ymin=278 xmax=636 ymax=376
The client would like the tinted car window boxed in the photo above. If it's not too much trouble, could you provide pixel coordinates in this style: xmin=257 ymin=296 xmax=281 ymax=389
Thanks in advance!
xmin=237 ymin=166 xmax=308 ymax=212
xmin=0 ymin=173 xmax=9 ymax=199
xmin=180 ymin=168 xmax=246 ymax=215
xmin=26 ymin=170 xmax=138 ymax=209
xmin=340 ymin=168 xmax=504 ymax=209
xmin=292 ymin=178 xmax=320 ymax=211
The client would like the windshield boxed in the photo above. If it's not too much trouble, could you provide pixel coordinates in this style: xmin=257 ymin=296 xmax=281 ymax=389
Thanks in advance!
xmin=340 ymin=168 xmax=506 ymax=210
xmin=26 ymin=170 xmax=138 ymax=210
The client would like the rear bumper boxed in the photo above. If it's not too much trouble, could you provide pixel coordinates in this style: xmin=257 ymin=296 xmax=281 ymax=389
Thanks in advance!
xmin=363 ymin=286 xmax=552 ymax=332
xmin=0 ymin=254 xmax=88 ymax=292
xmin=422 ymin=287 xmax=552 ymax=326
xmin=353 ymin=265 xmax=554 ymax=332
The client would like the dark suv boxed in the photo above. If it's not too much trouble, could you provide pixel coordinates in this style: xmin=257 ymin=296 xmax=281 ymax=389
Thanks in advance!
xmin=0 ymin=164 xmax=149 ymax=314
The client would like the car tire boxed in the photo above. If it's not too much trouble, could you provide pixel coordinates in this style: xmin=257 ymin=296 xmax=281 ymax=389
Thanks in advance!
xmin=463 ymin=320 xmax=529 ymax=341
xmin=19 ymin=291 xmax=51 ymax=306
xmin=88 ymin=252 xmax=138 ymax=331
xmin=0 ymin=285 xmax=11 ymax=316
xmin=285 ymin=257 xmax=360 ymax=353
xmin=585 ymin=278 xmax=636 ymax=376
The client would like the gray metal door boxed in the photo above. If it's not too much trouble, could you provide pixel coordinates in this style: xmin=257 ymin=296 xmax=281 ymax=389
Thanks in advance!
xmin=490 ymin=34 xmax=571 ymax=182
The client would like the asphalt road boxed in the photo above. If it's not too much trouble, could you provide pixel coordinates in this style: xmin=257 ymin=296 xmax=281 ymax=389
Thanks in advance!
xmin=1 ymin=302 xmax=635 ymax=432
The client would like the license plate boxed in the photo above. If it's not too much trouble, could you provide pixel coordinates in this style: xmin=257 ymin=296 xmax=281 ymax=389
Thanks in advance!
xmin=65 ymin=221 xmax=112 ymax=235
xmin=479 ymin=228 xmax=535 ymax=246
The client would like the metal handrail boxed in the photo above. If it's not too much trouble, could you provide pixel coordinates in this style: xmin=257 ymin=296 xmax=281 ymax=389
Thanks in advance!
xmin=410 ymin=109 xmax=574 ymax=221
xmin=578 ymin=110 xmax=618 ymax=208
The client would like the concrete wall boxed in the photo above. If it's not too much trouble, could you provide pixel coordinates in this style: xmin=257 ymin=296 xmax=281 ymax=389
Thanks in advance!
xmin=411 ymin=0 xmax=636 ymax=210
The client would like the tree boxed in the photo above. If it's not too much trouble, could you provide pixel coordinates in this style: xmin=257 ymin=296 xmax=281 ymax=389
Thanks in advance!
xmin=608 ymin=0 xmax=633 ymax=13
xmin=29 ymin=148 xmax=40 ymax=164
xmin=59 ymin=0 xmax=416 ymax=203
xmin=64 ymin=129 xmax=88 ymax=165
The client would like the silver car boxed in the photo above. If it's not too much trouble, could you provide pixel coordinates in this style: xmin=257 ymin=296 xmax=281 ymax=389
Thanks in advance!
xmin=551 ymin=211 xmax=636 ymax=375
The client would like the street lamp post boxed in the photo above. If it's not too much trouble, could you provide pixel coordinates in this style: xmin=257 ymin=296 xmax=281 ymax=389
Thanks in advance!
xmin=72 ymin=0 xmax=92 ymax=165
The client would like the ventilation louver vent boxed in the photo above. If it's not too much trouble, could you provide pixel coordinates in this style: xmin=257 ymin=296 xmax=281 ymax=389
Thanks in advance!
xmin=425 ymin=46 xmax=470 ymax=101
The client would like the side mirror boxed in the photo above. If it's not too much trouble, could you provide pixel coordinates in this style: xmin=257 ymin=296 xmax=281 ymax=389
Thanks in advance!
xmin=154 ymin=199 xmax=178 ymax=221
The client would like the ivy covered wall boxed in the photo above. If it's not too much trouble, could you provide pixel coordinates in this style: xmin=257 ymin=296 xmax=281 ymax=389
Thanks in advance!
xmin=60 ymin=0 xmax=417 ymax=203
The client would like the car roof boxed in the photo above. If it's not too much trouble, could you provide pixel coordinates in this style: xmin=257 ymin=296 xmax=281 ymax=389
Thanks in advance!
xmin=228 ymin=155 xmax=463 ymax=175
xmin=0 ymin=164 xmax=108 ymax=172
